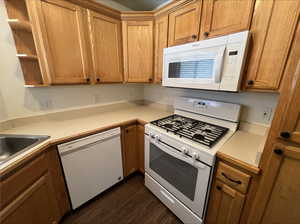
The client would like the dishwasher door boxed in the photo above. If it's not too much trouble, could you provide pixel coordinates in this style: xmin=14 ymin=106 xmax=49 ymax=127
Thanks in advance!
xmin=58 ymin=127 xmax=123 ymax=209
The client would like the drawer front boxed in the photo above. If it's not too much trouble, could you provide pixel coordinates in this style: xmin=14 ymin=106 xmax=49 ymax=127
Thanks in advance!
xmin=0 ymin=154 xmax=48 ymax=208
xmin=216 ymin=162 xmax=251 ymax=194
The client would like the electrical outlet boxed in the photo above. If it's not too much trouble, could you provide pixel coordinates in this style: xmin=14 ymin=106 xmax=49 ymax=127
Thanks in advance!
xmin=262 ymin=107 xmax=273 ymax=122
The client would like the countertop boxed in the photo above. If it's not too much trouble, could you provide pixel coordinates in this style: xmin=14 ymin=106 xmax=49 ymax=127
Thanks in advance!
xmin=0 ymin=102 xmax=172 ymax=172
xmin=0 ymin=101 xmax=268 ymax=175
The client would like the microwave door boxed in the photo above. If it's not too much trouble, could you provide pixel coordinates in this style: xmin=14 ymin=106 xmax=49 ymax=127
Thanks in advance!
xmin=163 ymin=46 xmax=226 ymax=90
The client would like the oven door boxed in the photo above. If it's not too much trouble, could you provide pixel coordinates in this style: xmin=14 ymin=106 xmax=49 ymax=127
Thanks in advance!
xmin=145 ymin=134 xmax=211 ymax=218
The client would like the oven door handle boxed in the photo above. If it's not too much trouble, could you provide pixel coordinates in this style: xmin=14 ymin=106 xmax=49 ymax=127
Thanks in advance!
xmin=149 ymin=138 xmax=207 ymax=169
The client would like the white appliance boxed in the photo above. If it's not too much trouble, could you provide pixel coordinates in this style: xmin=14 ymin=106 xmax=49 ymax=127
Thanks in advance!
xmin=58 ymin=128 xmax=123 ymax=209
xmin=163 ymin=31 xmax=250 ymax=91
xmin=145 ymin=97 xmax=241 ymax=224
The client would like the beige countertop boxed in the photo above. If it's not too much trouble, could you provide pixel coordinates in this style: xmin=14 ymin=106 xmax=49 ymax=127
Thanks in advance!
xmin=0 ymin=102 xmax=172 ymax=172
xmin=0 ymin=101 xmax=268 ymax=174
xmin=218 ymin=122 xmax=269 ymax=173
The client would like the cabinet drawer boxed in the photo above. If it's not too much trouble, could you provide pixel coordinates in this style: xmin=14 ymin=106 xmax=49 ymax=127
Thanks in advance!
xmin=216 ymin=162 xmax=251 ymax=194
xmin=0 ymin=154 xmax=48 ymax=208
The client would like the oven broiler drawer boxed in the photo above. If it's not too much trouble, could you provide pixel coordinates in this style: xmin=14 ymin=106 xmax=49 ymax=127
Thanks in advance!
xmin=216 ymin=162 xmax=251 ymax=194
xmin=145 ymin=173 xmax=202 ymax=224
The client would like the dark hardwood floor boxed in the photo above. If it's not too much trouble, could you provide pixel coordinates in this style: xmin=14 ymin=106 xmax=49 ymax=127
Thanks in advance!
xmin=61 ymin=174 xmax=183 ymax=224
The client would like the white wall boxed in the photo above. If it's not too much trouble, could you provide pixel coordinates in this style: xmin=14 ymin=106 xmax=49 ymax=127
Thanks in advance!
xmin=144 ymin=85 xmax=279 ymax=125
xmin=0 ymin=2 xmax=143 ymax=120
xmin=95 ymin=0 xmax=133 ymax=11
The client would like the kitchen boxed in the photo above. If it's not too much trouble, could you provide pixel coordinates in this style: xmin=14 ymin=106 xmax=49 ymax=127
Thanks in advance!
xmin=0 ymin=0 xmax=299 ymax=223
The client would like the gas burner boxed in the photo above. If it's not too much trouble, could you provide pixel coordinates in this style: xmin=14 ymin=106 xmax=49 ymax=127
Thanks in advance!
xmin=193 ymin=133 xmax=205 ymax=141
xmin=163 ymin=123 xmax=174 ymax=129
xmin=151 ymin=114 xmax=229 ymax=148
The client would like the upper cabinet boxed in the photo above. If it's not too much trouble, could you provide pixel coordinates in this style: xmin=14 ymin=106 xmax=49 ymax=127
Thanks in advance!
xmin=279 ymin=62 xmax=300 ymax=144
xmin=154 ymin=15 xmax=168 ymax=83
xmin=200 ymin=0 xmax=254 ymax=39
xmin=122 ymin=20 xmax=154 ymax=83
xmin=88 ymin=11 xmax=123 ymax=83
xmin=168 ymin=1 xmax=202 ymax=46
xmin=35 ymin=0 xmax=91 ymax=84
xmin=244 ymin=0 xmax=300 ymax=91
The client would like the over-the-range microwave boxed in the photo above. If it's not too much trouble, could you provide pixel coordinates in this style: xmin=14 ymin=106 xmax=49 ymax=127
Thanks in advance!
xmin=162 ymin=31 xmax=250 ymax=92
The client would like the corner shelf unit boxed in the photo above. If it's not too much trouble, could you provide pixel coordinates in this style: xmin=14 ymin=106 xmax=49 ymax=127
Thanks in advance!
xmin=5 ymin=0 xmax=46 ymax=86
xmin=7 ymin=19 xmax=32 ymax=32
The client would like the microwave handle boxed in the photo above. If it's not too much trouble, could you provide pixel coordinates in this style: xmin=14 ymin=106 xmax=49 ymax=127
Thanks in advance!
xmin=214 ymin=45 xmax=226 ymax=83
xmin=148 ymin=137 xmax=207 ymax=169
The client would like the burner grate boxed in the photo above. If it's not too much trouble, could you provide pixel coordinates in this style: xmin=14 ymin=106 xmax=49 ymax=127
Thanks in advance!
xmin=151 ymin=114 xmax=229 ymax=148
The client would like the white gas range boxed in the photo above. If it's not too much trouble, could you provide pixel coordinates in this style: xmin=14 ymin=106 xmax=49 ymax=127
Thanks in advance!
xmin=144 ymin=97 xmax=241 ymax=224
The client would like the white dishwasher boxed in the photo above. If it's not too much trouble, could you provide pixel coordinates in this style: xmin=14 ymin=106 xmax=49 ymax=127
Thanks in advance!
xmin=58 ymin=127 xmax=123 ymax=209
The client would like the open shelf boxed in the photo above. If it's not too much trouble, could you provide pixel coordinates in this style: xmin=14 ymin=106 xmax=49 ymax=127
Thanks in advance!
xmin=8 ymin=19 xmax=32 ymax=32
xmin=24 ymin=84 xmax=50 ymax=88
xmin=17 ymin=54 xmax=38 ymax=60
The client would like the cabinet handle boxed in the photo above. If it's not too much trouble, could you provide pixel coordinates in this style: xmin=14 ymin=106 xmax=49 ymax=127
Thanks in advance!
xmin=192 ymin=34 xmax=197 ymax=39
xmin=280 ymin=132 xmax=291 ymax=139
xmin=86 ymin=78 xmax=90 ymax=83
xmin=221 ymin=172 xmax=242 ymax=184
xmin=203 ymin=32 xmax=209 ymax=37
xmin=274 ymin=148 xmax=284 ymax=155
xmin=96 ymin=78 xmax=100 ymax=82
xmin=216 ymin=185 xmax=222 ymax=191
xmin=247 ymin=80 xmax=254 ymax=85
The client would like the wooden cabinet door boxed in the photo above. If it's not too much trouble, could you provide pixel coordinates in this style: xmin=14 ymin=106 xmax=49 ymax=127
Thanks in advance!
xmin=248 ymin=144 xmax=300 ymax=224
xmin=122 ymin=125 xmax=138 ymax=177
xmin=168 ymin=1 xmax=202 ymax=46
xmin=137 ymin=124 xmax=145 ymax=173
xmin=244 ymin=0 xmax=300 ymax=91
xmin=279 ymin=62 xmax=300 ymax=144
xmin=1 ymin=174 xmax=60 ymax=224
xmin=122 ymin=20 xmax=154 ymax=83
xmin=206 ymin=180 xmax=245 ymax=224
xmin=36 ymin=0 xmax=91 ymax=84
xmin=154 ymin=15 xmax=168 ymax=83
xmin=88 ymin=10 xmax=123 ymax=83
xmin=200 ymin=0 xmax=254 ymax=39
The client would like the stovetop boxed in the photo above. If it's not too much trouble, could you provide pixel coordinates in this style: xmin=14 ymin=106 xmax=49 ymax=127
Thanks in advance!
xmin=151 ymin=114 xmax=229 ymax=148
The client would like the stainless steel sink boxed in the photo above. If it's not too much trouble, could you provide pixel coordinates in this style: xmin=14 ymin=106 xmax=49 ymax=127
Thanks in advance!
xmin=0 ymin=134 xmax=50 ymax=165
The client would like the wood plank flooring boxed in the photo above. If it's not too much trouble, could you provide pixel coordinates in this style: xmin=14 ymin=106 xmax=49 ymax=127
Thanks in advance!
xmin=61 ymin=174 xmax=183 ymax=224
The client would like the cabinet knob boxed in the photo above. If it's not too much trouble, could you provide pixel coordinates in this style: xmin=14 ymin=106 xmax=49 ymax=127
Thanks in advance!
xmin=96 ymin=78 xmax=100 ymax=82
xmin=203 ymin=32 xmax=209 ymax=37
xmin=274 ymin=148 xmax=284 ymax=155
xmin=149 ymin=78 xmax=153 ymax=82
xmin=280 ymin=132 xmax=291 ymax=139
xmin=86 ymin=78 xmax=90 ymax=83
xmin=192 ymin=34 xmax=197 ymax=39
xmin=216 ymin=185 xmax=222 ymax=191
xmin=247 ymin=80 xmax=254 ymax=85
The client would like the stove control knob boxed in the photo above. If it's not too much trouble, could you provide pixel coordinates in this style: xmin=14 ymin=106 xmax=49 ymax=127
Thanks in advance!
xmin=150 ymin=133 xmax=155 ymax=139
xmin=181 ymin=147 xmax=189 ymax=155
xmin=155 ymin=135 xmax=160 ymax=143
xmin=192 ymin=152 xmax=200 ymax=161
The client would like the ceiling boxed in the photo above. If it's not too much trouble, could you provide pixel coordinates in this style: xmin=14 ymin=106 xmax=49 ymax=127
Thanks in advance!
xmin=109 ymin=0 xmax=171 ymax=11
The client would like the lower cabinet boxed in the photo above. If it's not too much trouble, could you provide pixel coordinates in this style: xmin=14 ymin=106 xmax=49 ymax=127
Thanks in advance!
xmin=248 ymin=143 xmax=300 ymax=224
xmin=137 ymin=124 xmax=145 ymax=173
xmin=122 ymin=123 xmax=145 ymax=177
xmin=206 ymin=161 xmax=258 ymax=224
xmin=206 ymin=180 xmax=245 ymax=224
xmin=122 ymin=124 xmax=139 ymax=177
xmin=0 ymin=146 xmax=70 ymax=224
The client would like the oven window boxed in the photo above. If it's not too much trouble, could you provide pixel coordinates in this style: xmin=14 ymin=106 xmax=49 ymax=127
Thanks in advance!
xmin=168 ymin=59 xmax=214 ymax=79
xmin=149 ymin=143 xmax=198 ymax=201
